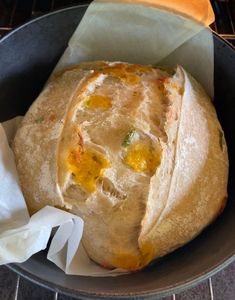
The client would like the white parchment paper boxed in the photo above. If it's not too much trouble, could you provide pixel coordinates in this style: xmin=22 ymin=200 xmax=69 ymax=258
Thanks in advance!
xmin=55 ymin=0 xmax=214 ymax=97
xmin=0 ymin=0 xmax=215 ymax=276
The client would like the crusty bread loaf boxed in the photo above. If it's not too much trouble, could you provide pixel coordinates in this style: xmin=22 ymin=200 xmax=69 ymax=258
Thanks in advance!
xmin=13 ymin=61 xmax=228 ymax=271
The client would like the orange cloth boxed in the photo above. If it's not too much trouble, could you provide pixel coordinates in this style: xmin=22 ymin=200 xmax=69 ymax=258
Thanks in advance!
xmin=98 ymin=0 xmax=214 ymax=26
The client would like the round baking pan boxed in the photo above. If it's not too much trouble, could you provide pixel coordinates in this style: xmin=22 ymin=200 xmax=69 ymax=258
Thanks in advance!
xmin=0 ymin=5 xmax=234 ymax=300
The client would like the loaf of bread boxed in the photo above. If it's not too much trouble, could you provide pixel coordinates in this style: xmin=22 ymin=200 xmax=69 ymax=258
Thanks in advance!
xmin=13 ymin=61 xmax=228 ymax=271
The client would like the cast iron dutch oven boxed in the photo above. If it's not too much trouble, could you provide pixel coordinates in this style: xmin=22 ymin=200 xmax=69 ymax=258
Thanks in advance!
xmin=0 ymin=5 xmax=234 ymax=300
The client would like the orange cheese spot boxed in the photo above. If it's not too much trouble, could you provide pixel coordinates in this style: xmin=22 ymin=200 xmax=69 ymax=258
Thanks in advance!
xmin=112 ymin=246 xmax=154 ymax=271
xmin=140 ymin=242 xmax=155 ymax=267
xmin=125 ymin=64 xmax=152 ymax=73
xmin=124 ymin=142 xmax=161 ymax=175
xmin=101 ymin=64 xmax=140 ymax=85
xmin=84 ymin=95 xmax=112 ymax=110
xmin=121 ymin=73 xmax=140 ymax=85
xmin=67 ymin=149 xmax=110 ymax=193
xmin=112 ymin=253 xmax=141 ymax=271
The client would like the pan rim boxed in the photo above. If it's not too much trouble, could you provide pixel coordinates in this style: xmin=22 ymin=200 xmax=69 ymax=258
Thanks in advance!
xmin=7 ymin=255 xmax=235 ymax=299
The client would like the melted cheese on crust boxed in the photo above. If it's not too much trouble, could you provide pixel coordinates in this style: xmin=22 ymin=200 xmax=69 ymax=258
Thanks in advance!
xmin=67 ymin=149 xmax=110 ymax=193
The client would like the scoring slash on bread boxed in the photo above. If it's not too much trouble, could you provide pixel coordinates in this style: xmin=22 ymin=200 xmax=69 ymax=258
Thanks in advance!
xmin=13 ymin=61 xmax=228 ymax=271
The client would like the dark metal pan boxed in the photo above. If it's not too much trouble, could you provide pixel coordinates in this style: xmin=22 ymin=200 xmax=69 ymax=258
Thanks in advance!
xmin=0 ymin=5 xmax=234 ymax=300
